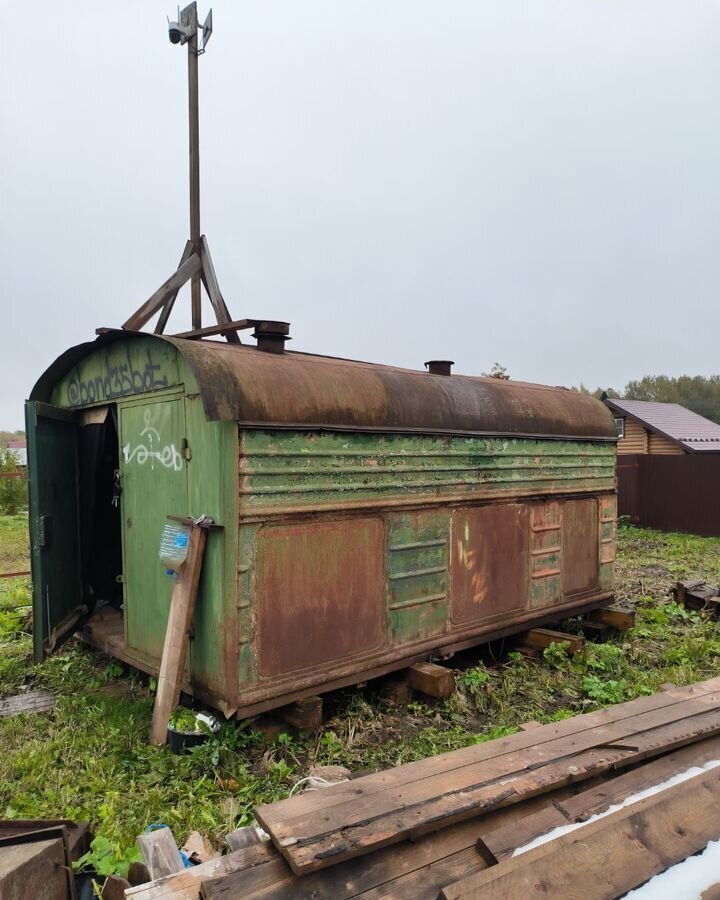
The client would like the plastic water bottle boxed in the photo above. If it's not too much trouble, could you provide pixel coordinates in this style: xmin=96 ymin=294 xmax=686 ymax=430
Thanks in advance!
xmin=159 ymin=522 xmax=191 ymax=571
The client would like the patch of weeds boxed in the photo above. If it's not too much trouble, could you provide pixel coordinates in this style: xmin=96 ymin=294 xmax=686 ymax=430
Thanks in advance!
xmin=542 ymin=641 xmax=571 ymax=669
xmin=457 ymin=665 xmax=492 ymax=691
xmin=581 ymin=675 xmax=630 ymax=705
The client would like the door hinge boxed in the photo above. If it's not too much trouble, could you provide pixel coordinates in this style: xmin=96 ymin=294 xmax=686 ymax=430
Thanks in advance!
xmin=181 ymin=438 xmax=192 ymax=461
xmin=115 ymin=573 xmax=127 ymax=584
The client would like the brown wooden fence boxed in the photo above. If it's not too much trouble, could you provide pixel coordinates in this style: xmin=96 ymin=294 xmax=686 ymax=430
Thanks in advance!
xmin=617 ymin=454 xmax=720 ymax=537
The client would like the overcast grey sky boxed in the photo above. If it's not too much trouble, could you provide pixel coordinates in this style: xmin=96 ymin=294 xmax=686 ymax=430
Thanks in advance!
xmin=2 ymin=1 xmax=719 ymax=429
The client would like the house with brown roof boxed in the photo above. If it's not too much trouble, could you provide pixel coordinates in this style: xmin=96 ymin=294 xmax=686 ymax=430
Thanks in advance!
xmin=605 ymin=399 xmax=720 ymax=456
xmin=604 ymin=399 xmax=720 ymax=537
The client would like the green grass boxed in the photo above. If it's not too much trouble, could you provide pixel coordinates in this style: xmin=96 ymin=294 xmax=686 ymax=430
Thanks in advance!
xmin=2 ymin=517 xmax=720 ymax=861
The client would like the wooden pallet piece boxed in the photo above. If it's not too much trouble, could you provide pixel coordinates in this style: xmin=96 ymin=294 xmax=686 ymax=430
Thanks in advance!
xmin=255 ymin=679 xmax=720 ymax=875
xmin=440 ymin=767 xmax=720 ymax=900
xmin=149 ymin=523 xmax=208 ymax=745
xmin=279 ymin=697 xmax=323 ymax=732
xmin=518 ymin=628 xmax=584 ymax=655
xmin=589 ymin=605 xmax=636 ymax=631
xmin=408 ymin=662 xmax=455 ymax=699
xmin=477 ymin=732 xmax=720 ymax=863
xmin=125 ymin=842 xmax=275 ymax=900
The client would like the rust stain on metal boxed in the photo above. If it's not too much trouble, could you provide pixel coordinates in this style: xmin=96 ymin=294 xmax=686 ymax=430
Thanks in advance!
xmin=562 ymin=498 xmax=599 ymax=595
xmin=32 ymin=333 xmax=618 ymax=441
xmin=451 ymin=504 xmax=530 ymax=623
xmin=254 ymin=518 xmax=385 ymax=677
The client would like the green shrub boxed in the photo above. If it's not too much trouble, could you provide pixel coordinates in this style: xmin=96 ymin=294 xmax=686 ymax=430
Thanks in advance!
xmin=0 ymin=450 xmax=26 ymax=515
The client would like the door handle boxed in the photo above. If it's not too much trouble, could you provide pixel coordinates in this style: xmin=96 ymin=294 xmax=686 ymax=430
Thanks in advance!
xmin=39 ymin=515 xmax=51 ymax=549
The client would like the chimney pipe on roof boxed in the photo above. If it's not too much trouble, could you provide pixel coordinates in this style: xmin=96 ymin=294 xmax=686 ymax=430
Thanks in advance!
xmin=424 ymin=360 xmax=454 ymax=376
xmin=253 ymin=321 xmax=291 ymax=354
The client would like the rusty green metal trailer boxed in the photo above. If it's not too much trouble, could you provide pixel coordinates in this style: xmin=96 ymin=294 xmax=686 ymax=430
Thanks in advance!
xmin=26 ymin=331 xmax=617 ymax=717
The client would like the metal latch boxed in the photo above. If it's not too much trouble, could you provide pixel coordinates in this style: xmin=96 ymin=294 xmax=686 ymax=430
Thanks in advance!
xmin=181 ymin=438 xmax=192 ymax=461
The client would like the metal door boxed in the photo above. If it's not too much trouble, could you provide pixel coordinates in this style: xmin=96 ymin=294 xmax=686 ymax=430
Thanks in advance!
xmin=25 ymin=401 xmax=85 ymax=662
xmin=119 ymin=395 xmax=188 ymax=660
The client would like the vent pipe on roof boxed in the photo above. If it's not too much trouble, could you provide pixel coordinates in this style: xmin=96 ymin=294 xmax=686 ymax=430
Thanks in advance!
xmin=253 ymin=321 xmax=291 ymax=354
xmin=424 ymin=360 xmax=454 ymax=376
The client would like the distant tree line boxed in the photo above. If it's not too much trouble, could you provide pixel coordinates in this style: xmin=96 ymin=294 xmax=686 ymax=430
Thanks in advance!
xmin=573 ymin=375 xmax=720 ymax=425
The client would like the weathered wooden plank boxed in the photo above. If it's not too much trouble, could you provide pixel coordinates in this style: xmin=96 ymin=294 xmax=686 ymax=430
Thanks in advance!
xmin=198 ymin=236 xmax=241 ymax=344
xmin=137 ymin=827 xmax=184 ymax=880
xmin=224 ymin=827 xmax=262 ymax=852
xmin=0 ymin=838 xmax=69 ymax=900
xmin=256 ymin=676 xmax=720 ymax=832
xmin=173 ymin=319 xmax=253 ymax=340
xmin=279 ymin=696 xmax=323 ymax=732
xmin=440 ymin=767 xmax=720 ymax=900
xmin=589 ymin=605 xmax=636 ymax=631
xmin=155 ymin=241 xmax=194 ymax=335
xmin=0 ymin=690 xmax=55 ymax=718
xmin=125 ymin=842 xmax=275 ymax=900
xmin=149 ymin=524 xmax=208 ymax=745
xmin=408 ymin=662 xmax=455 ymax=699
xmin=258 ymin=692 xmax=720 ymax=874
xmin=519 ymin=627 xmax=584 ymax=654
xmin=556 ymin=731 xmax=720 ymax=822
xmin=200 ymin=805 xmax=533 ymax=899
xmin=475 ymin=805 xmax=568 ymax=866
xmin=123 ymin=253 xmax=202 ymax=332
xmin=199 ymin=781 xmax=618 ymax=899
xmin=477 ymin=732 xmax=720 ymax=863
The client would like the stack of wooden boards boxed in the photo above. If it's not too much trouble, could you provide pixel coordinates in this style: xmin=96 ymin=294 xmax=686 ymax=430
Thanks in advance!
xmin=125 ymin=676 xmax=720 ymax=900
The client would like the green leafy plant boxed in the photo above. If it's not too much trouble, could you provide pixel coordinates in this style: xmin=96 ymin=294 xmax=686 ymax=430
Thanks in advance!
xmin=543 ymin=641 xmax=571 ymax=669
xmin=457 ymin=665 xmax=492 ymax=696
xmin=74 ymin=834 xmax=143 ymax=878
xmin=581 ymin=675 xmax=629 ymax=705
xmin=168 ymin=707 xmax=200 ymax=733
xmin=0 ymin=450 xmax=26 ymax=516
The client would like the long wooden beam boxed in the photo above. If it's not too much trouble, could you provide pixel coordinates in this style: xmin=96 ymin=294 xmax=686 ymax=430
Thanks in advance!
xmin=173 ymin=319 xmax=256 ymax=340
xmin=199 ymin=235 xmax=240 ymax=344
xmin=149 ymin=523 xmax=208 ymax=745
xmin=123 ymin=253 xmax=202 ymax=332
xmin=154 ymin=241 xmax=194 ymax=335
xmin=441 ymin=767 xmax=720 ymax=900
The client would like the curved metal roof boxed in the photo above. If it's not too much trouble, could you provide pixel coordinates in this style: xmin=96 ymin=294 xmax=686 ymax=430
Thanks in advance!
xmin=31 ymin=331 xmax=616 ymax=441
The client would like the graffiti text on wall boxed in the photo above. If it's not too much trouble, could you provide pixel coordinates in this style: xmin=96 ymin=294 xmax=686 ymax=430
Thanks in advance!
xmin=122 ymin=409 xmax=183 ymax=472
xmin=66 ymin=348 xmax=170 ymax=407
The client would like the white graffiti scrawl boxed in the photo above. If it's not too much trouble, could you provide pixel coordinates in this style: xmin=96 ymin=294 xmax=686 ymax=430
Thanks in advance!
xmin=123 ymin=409 xmax=183 ymax=472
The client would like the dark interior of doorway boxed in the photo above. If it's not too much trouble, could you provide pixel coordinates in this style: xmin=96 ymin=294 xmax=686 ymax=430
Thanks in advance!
xmin=79 ymin=406 xmax=123 ymax=614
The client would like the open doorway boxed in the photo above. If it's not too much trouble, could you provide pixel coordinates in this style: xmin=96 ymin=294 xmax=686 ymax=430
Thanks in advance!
xmin=78 ymin=406 xmax=123 ymax=615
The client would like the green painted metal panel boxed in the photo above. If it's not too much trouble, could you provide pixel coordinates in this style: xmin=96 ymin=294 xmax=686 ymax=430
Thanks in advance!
xmin=50 ymin=337 xmax=180 ymax=409
xmin=239 ymin=432 xmax=615 ymax=511
xmin=182 ymin=388 xmax=238 ymax=704
xmin=386 ymin=510 xmax=449 ymax=644
xmin=25 ymin=402 xmax=84 ymax=662
xmin=237 ymin=523 xmax=260 ymax=688
xmin=119 ymin=394 xmax=188 ymax=661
